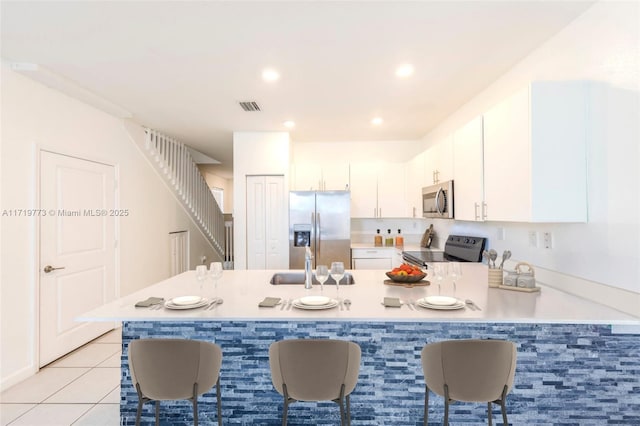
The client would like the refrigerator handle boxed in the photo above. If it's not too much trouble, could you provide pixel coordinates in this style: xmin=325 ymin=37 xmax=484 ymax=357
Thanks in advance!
xmin=316 ymin=212 xmax=321 ymax=256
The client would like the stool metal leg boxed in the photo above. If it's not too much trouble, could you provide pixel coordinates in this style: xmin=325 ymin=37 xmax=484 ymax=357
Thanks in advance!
xmin=488 ymin=401 xmax=493 ymax=426
xmin=192 ymin=383 xmax=199 ymax=426
xmin=423 ymin=385 xmax=429 ymax=426
xmin=155 ymin=401 xmax=160 ymax=426
xmin=443 ymin=384 xmax=450 ymax=425
xmin=500 ymin=385 xmax=509 ymax=426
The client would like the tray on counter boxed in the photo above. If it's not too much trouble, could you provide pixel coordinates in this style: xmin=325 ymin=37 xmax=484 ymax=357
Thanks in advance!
xmin=497 ymin=284 xmax=541 ymax=293
xmin=384 ymin=279 xmax=430 ymax=288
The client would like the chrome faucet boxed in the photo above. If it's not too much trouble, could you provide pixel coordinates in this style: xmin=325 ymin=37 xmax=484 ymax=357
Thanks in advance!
xmin=304 ymin=246 xmax=313 ymax=290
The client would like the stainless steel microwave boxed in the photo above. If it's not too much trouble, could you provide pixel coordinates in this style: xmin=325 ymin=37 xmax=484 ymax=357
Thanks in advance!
xmin=422 ymin=181 xmax=454 ymax=219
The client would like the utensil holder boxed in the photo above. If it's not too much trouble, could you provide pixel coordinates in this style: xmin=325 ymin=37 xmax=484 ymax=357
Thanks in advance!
xmin=488 ymin=268 xmax=503 ymax=288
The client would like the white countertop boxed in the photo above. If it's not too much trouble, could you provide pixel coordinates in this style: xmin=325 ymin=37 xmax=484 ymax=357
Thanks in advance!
xmin=78 ymin=265 xmax=638 ymax=324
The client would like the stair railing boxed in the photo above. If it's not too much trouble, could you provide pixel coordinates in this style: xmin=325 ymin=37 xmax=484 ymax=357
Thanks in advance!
xmin=143 ymin=128 xmax=224 ymax=259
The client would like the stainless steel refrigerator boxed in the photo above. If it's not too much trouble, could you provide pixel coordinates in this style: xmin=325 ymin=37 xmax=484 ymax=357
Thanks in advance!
xmin=289 ymin=191 xmax=351 ymax=269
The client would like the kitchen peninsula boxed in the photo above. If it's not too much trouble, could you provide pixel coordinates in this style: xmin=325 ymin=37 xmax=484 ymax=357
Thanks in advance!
xmin=80 ymin=265 xmax=639 ymax=425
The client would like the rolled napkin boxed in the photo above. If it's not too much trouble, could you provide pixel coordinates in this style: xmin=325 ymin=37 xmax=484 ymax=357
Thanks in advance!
xmin=135 ymin=297 xmax=165 ymax=308
xmin=382 ymin=297 xmax=402 ymax=308
xmin=258 ymin=297 xmax=281 ymax=308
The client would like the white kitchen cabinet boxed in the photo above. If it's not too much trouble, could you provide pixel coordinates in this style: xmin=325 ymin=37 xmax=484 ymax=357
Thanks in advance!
xmin=424 ymin=134 xmax=453 ymax=185
xmin=376 ymin=163 xmax=407 ymax=218
xmin=291 ymin=162 xmax=350 ymax=191
xmin=350 ymin=162 xmax=406 ymax=218
xmin=405 ymin=151 xmax=426 ymax=218
xmin=351 ymin=247 xmax=401 ymax=270
xmin=453 ymin=116 xmax=484 ymax=221
xmin=483 ymin=81 xmax=588 ymax=222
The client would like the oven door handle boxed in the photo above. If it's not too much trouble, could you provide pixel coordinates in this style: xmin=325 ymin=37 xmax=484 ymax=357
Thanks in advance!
xmin=402 ymin=254 xmax=427 ymax=270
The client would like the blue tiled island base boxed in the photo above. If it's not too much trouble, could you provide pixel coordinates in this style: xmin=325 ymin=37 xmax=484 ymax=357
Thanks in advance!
xmin=120 ymin=321 xmax=639 ymax=425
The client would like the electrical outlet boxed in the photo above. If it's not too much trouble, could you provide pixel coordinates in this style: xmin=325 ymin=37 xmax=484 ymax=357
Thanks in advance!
xmin=497 ymin=227 xmax=505 ymax=241
xmin=543 ymin=232 xmax=553 ymax=249
xmin=528 ymin=231 xmax=538 ymax=248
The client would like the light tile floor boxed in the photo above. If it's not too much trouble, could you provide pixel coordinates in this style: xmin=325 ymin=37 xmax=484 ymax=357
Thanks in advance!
xmin=1 ymin=328 xmax=122 ymax=426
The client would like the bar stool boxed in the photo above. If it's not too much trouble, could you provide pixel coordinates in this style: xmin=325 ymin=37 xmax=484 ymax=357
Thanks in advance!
xmin=421 ymin=339 xmax=517 ymax=425
xmin=128 ymin=338 xmax=223 ymax=425
xmin=269 ymin=339 xmax=361 ymax=425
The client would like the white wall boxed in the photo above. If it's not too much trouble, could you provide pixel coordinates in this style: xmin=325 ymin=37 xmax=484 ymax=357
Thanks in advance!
xmin=0 ymin=66 xmax=216 ymax=389
xmin=232 ymin=132 xmax=290 ymax=269
xmin=419 ymin=2 xmax=639 ymax=308
xmin=198 ymin=164 xmax=233 ymax=214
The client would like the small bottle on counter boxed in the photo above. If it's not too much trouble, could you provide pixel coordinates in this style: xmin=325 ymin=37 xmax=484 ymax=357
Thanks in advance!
xmin=385 ymin=229 xmax=394 ymax=246
xmin=395 ymin=229 xmax=404 ymax=248
xmin=374 ymin=229 xmax=383 ymax=247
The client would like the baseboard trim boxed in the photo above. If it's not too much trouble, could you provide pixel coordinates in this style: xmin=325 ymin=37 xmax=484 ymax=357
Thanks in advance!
xmin=0 ymin=363 xmax=38 ymax=393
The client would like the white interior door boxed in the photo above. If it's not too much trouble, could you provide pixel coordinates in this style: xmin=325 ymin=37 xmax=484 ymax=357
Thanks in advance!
xmin=39 ymin=151 xmax=116 ymax=367
xmin=246 ymin=175 xmax=287 ymax=270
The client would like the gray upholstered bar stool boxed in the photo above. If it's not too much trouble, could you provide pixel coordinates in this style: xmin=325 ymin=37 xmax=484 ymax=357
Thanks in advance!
xmin=421 ymin=339 xmax=517 ymax=425
xmin=269 ymin=339 xmax=361 ymax=426
xmin=128 ymin=338 xmax=223 ymax=426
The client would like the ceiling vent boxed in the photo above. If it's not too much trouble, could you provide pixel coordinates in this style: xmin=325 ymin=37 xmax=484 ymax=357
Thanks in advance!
xmin=239 ymin=101 xmax=261 ymax=112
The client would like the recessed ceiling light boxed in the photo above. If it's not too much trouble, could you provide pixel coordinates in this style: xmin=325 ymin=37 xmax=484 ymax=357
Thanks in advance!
xmin=283 ymin=120 xmax=295 ymax=128
xmin=395 ymin=64 xmax=414 ymax=78
xmin=262 ymin=68 xmax=280 ymax=82
xmin=371 ymin=117 xmax=383 ymax=126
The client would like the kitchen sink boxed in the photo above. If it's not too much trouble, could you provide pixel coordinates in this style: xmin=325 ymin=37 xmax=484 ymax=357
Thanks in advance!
xmin=269 ymin=272 xmax=356 ymax=285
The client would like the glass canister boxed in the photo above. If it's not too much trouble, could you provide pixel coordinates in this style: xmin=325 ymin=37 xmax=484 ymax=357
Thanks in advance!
xmin=515 ymin=262 xmax=536 ymax=288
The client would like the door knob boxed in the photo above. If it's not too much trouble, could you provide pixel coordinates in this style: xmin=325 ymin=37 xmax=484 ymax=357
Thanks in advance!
xmin=43 ymin=265 xmax=65 ymax=273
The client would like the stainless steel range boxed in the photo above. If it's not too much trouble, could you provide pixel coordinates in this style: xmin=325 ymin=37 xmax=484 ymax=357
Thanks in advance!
xmin=402 ymin=235 xmax=486 ymax=268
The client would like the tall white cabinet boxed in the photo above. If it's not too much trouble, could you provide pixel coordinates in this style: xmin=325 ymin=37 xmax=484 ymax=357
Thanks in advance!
xmin=483 ymin=81 xmax=588 ymax=222
xmin=246 ymin=175 xmax=288 ymax=269
xmin=453 ymin=116 xmax=485 ymax=221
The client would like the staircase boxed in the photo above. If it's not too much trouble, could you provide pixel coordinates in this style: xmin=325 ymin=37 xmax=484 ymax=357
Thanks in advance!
xmin=143 ymin=128 xmax=225 ymax=260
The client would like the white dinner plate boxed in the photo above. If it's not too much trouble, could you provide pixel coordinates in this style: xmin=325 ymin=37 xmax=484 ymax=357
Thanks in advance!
xmin=170 ymin=295 xmax=203 ymax=306
xmin=292 ymin=298 xmax=339 ymax=310
xmin=164 ymin=298 xmax=210 ymax=310
xmin=299 ymin=296 xmax=332 ymax=306
xmin=421 ymin=296 xmax=458 ymax=306
xmin=417 ymin=299 xmax=465 ymax=311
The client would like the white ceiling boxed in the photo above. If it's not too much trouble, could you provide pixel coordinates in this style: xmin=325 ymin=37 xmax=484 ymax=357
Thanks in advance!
xmin=1 ymin=1 xmax=594 ymax=177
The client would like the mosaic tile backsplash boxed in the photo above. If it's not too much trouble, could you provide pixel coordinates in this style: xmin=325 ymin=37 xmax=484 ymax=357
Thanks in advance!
xmin=120 ymin=321 xmax=639 ymax=425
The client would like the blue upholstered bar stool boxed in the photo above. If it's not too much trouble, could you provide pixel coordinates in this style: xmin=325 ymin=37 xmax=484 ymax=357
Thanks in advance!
xmin=421 ymin=339 xmax=517 ymax=425
xmin=269 ymin=339 xmax=361 ymax=425
xmin=128 ymin=338 xmax=223 ymax=425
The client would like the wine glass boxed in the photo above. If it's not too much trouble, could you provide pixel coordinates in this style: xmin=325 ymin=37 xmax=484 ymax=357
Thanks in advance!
xmin=195 ymin=265 xmax=207 ymax=296
xmin=209 ymin=262 xmax=223 ymax=299
xmin=449 ymin=262 xmax=462 ymax=297
xmin=432 ymin=263 xmax=448 ymax=296
xmin=316 ymin=265 xmax=329 ymax=293
xmin=330 ymin=262 xmax=345 ymax=298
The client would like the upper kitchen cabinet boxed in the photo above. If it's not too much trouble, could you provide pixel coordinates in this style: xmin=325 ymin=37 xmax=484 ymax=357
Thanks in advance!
xmin=453 ymin=116 xmax=484 ymax=221
xmin=483 ymin=81 xmax=588 ymax=222
xmin=351 ymin=162 xmax=406 ymax=218
xmin=405 ymin=151 xmax=426 ymax=218
xmin=290 ymin=162 xmax=350 ymax=191
xmin=424 ymin=134 xmax=453 ymax=185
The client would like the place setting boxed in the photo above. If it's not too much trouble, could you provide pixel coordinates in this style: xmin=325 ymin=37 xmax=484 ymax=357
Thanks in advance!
xmin=412 ymin=263 xmax=470 ymax=311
